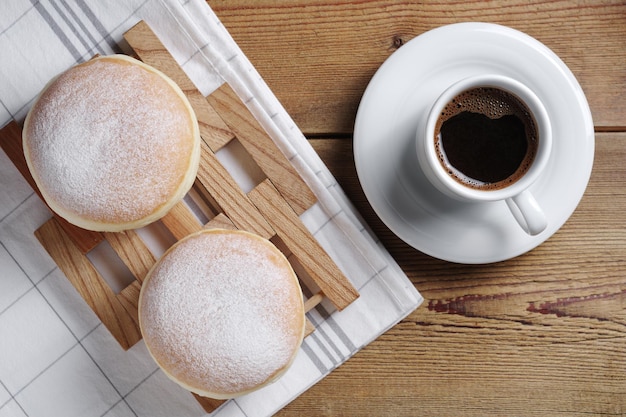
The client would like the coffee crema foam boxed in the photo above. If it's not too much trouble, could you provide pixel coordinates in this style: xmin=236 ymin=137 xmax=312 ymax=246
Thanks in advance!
xmin=434 ymin=87 xmax=539 ymax=191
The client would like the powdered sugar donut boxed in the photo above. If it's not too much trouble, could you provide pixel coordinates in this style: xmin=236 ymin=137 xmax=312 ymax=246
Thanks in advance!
xmin=22 ymin=54 xmax=200 ymax=232
xmin=138 ymin=229 xmax=305 ymax=399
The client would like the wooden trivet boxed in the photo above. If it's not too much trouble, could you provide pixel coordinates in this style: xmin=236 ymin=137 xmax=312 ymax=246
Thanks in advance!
xmin=0 ymin=21 xmax=359 ymax=413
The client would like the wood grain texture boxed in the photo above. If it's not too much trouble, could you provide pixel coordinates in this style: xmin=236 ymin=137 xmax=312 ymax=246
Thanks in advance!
xmin=104 ymin=230 xmax=156 ymax=283
xmin=117 ymin=281 xmax=142 ymax=328
xmin=204 ymin=212 xmax=237 ymax=230
xmin=209 ymin=0 xmax=626 ymax=133
xmin=207 ymin=83 xmax=318 ymax=215
xmin=35 ymin=218 xmax=142 ymax=350
xmin=196 ymin=140 xmax=275 ymax=238
xmin=270 ymin=132 xmax=626 ymax=416
xmin=160 ymin=201 xmax=204 ymax=241
xmin=249 ymin=179 xmax=359 ymax=311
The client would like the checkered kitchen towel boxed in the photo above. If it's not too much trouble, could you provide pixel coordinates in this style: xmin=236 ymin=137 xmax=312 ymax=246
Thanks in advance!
xmin=0 ymin=1 xmax=422 ymax=416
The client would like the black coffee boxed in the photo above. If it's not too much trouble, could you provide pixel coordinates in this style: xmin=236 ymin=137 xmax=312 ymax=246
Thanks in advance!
xmin=435 ymin=87 xmax=538 ymax=191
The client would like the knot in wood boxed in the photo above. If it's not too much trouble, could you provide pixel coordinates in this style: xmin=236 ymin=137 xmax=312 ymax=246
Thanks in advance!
xmin=391 ymin=34 xmax=404 ymax=50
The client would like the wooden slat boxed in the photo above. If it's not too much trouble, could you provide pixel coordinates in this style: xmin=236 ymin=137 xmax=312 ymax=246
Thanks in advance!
xmin=160 ymin=201 xmax=203 ymax=241
xmin=303 ymin=292 xmax=323 ymax=337
xmin=1 ymin=121 xmax=38 ymax=193
xmin=248 ymin=179 xmax=358 ymax=311
xmin=35 ymin=218 xmax=141 ymax=350
xmin=117 ymin=280 xmax=142 ymax=327
xmin=304 ymin=292 xmax=324 ymax=312
xmin=204 ymin=213 xmax=237 ymax=230
xmin=0 ymin=121 xmax=103 ymax=253
xmin=304 ymin=320 xmax=315 ymax=337
xmin=196 ymin=140 xmax=274 ymax=239
xmin=207 ymin=84 xmax=317 ymax=215
xmin=193 ymin=395 xmax=226 ymax=414
xmin=103 ymin=230 xmax=156 ymax=283
xmin=123 ymin=20 xmax=235 ymax=151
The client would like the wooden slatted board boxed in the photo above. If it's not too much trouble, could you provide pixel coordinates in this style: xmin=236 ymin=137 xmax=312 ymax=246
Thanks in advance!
xmin=0 ymin=20 xmax=359 ymax=413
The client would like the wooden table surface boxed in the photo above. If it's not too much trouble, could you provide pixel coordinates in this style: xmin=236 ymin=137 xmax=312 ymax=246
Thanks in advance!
xmin=209 ymin=2 xmax=626 ymax=416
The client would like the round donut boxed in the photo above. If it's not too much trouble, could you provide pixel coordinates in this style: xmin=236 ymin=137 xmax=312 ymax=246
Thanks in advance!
xmin=22 ymin=54 xmax=200 ymax=232
xmin=138 ymin=229 xmax=305 ymax=399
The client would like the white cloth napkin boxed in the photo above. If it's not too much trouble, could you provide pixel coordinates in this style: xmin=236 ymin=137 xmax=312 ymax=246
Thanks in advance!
xmin=0 ymin=1 xmax=423 ymax=416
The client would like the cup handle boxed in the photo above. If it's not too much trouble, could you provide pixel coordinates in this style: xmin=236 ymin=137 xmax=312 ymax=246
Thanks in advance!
xmin=505 ymin=190 xmax=547 ymax=236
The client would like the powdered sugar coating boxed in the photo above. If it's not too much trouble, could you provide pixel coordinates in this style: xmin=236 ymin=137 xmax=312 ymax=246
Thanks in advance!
xmin=139 ymin=229 xmax=305 ymax=398
xmin=23 ymin=55 xmax=199 ymax=230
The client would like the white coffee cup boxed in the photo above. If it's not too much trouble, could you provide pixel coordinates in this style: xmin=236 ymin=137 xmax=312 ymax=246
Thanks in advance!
xmin=416 ymin=74 xmax=552 ymax=236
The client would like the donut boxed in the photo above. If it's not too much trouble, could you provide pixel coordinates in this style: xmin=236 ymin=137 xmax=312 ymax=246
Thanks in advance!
xmin=22 ymin=54 xmax=200 ymax=232
xmin=138 ymin=229 xmax=305 ymax=399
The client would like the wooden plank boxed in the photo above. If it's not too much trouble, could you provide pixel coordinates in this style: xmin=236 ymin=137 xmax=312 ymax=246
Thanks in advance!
xmin=35 ymin=218 xmax=141 ymax=350
xmin=210 ymin=1 xmax=626 ymax=131
xmin=196 ymin=140 xmax=274 ymax=239
xmin=207 ymin=84 xmax=317 ymax=215
xmin=293 ymin=134 xmax=626 ymax=417
xmin=248 ymin=179 xmax=358 ymax=311
xmin=0 ymin=121 xmax=103 ymax=253
xmin=123 ymin=20 xmax=236 ymax=151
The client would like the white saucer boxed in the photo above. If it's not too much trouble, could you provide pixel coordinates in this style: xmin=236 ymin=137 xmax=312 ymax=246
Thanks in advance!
xmin=353 ymin=22 xmax=594 ymax=264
